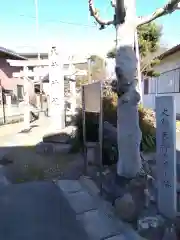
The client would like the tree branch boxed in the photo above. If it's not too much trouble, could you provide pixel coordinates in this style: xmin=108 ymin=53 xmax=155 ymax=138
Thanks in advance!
xmin=88 ymin=0 xmax=114 ymax=29
xmin=110 ymin=0 xmax=116 ymax=8
xmin=137 ymin=0 xmax=180 ymax=27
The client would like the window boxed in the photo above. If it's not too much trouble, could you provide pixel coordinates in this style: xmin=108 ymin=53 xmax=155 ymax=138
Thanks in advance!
xmin=17 ymin=85 xmax=24 ymax=100
xmin=157 ymin=68 xmax=180 ymax=94
xmin=144 ymin=78 xmax=149 ymax=95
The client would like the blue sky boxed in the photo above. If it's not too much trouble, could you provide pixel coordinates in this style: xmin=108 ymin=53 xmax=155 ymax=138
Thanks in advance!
xmin=0 ymin=0 xmax=180 ymax=56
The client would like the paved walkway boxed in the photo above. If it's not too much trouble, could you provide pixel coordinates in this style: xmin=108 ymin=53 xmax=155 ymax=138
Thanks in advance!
xmin=0 ymin=117 xmax=51 ymax=160
xmin=0 ymin=117 xmax=51 ymax=146
xmin=0 ymin=178 xmax=144 ymax=240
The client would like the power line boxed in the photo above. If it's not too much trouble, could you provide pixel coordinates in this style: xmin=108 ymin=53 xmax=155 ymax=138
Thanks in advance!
xmin=18 ymin=14 xmax=97 ymax=28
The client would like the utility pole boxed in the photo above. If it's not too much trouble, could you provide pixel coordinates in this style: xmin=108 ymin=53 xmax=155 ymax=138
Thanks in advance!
xmin=35 ymin=0 xmax=40 ymax=61
xmin=34 ymin=0 xmax=43 ymax=112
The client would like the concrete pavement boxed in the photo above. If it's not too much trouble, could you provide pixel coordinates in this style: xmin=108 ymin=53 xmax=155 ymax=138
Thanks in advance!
xmin=0 ymin=181 xmax=89 ymax=240
xmin=0 ymin=117 xmax=51 ymax=160
xmin=0 ymin=179 xmax=143 ymax=240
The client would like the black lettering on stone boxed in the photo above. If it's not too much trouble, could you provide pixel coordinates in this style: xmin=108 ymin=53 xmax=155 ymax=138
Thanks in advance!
xmin=162 ymin=108 xmax=169 ymax=117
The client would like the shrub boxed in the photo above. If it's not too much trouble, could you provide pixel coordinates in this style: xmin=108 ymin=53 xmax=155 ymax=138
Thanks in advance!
xmin=74 ymin=94 xmax=156 ymax=165
xmin=74 ymin=111 xmax=99 ymax=144
xmin=103 ymin=93 xmax=117 ymax=126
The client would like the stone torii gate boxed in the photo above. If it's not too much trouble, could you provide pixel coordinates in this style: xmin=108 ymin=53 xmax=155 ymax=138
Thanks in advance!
xmin=7 ymin=46 xmax=87 ymax=131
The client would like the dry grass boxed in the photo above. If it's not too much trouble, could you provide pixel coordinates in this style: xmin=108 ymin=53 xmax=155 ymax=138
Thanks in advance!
xmin=3 ymin=146 xmax=80 ymax=183
xmin=139 ymin=106 xmax=180 ymax=133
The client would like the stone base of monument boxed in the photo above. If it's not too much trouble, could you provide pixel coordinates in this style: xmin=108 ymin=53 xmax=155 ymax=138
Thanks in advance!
xmin=36 ymin=142 xmax=71 ymax=154
xmin=43 ymin=126 xmax=77 ymax=144
xmin=137 ymin=215 xmax=165 ymax=239
xmin=86 ymin=142 xmax=99 ymax=166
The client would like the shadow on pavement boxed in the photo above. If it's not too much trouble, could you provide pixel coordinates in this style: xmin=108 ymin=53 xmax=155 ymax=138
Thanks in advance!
xmin=18 ymin=125 xmax=39 ymax=134
xmin=0 ymin=181 xmax=89 ymax=240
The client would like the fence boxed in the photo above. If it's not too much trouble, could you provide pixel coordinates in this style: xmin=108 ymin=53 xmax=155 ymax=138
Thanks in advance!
xmin=143 ymin=68 xmax=180 ymax=114
xmin=0 ymin=104 xmax=25 ymax=125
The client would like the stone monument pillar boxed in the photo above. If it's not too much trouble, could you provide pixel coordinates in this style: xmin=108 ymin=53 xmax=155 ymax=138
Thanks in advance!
xmin=68 ymin=56 xmax=76 ymax=115
xmin=48 ymin=45 xmax=65 ymax=130
xmin=156 ymin=96 xmax=177 ymax=219
xmin=69 ymin=75 xmax=76 ymax=115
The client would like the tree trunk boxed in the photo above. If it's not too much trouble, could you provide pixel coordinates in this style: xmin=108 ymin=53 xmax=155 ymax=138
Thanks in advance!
xmin=116 ymin=0 xmax=142 ymax=178
xmin=135 ymin=30 xmax=143 ymax=103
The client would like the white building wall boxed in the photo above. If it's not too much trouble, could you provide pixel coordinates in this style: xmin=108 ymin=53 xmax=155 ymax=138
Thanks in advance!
xmin=153 ymin=51 xmax=180 ymax=72
xmin=143 ymin=92 xmax=180 ymax=114
xmin=142 ymin=51 xmax=180 ymax=114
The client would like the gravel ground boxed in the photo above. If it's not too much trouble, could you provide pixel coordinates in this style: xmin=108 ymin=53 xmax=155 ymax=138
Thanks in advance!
xmin=0 ymin=117 xmax=85 ymax=183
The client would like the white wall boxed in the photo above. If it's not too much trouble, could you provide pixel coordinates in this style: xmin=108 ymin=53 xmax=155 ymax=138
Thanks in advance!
xmin=43 ymin=83 xmax=50 ymax=96
xmin=142 ymin=50 xmax=180 ymax=114
xmin=153 ymin=51 xmax=180 ymax=72
xmin=105 ymin=58 xmax=116 ymax=79
xmin=143 ymin=93 xmax=180 ymax=114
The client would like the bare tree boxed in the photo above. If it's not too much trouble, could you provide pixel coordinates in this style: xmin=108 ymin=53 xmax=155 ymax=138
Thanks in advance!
xmin=88 ymin=0 xmax=180 ymax=178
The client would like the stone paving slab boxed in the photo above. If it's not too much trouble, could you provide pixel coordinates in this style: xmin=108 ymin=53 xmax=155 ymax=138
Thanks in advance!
xmin=77 ymin=209 xmax=124 ymax=239
xmin=65 ymin=191 xmax=98 ymax=214
xmin=56 ymin=179 xmax=83 ymax=193
xmin=56 ymin=179 xmax=143 ymax=240
xmin=105 ymin=235 xmax=146 ymax=240
xmin=106 ymin=236 xmax=127 ymax=240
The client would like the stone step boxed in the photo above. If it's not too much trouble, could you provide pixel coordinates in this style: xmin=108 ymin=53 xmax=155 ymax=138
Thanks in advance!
xmin=43 ymin=125 xmax=77 ymax=144
xmin=56 ymin=178 xmax=145 ymax=240
xmin=36 ymin=142 xmax=71 ymax=154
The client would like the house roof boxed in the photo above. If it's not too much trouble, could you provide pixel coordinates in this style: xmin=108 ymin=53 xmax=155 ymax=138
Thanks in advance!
xmin=0 ymin=46 xmax=27 ymax=60
xmin=158 ymin=44 xmax=180 ymax=60
xmin=21 ymin=52 xmax=48 ymax=58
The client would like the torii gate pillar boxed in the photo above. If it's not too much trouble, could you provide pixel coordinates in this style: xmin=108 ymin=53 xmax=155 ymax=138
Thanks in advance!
xmin=23 ymin=67 xmax=30 ymax=131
